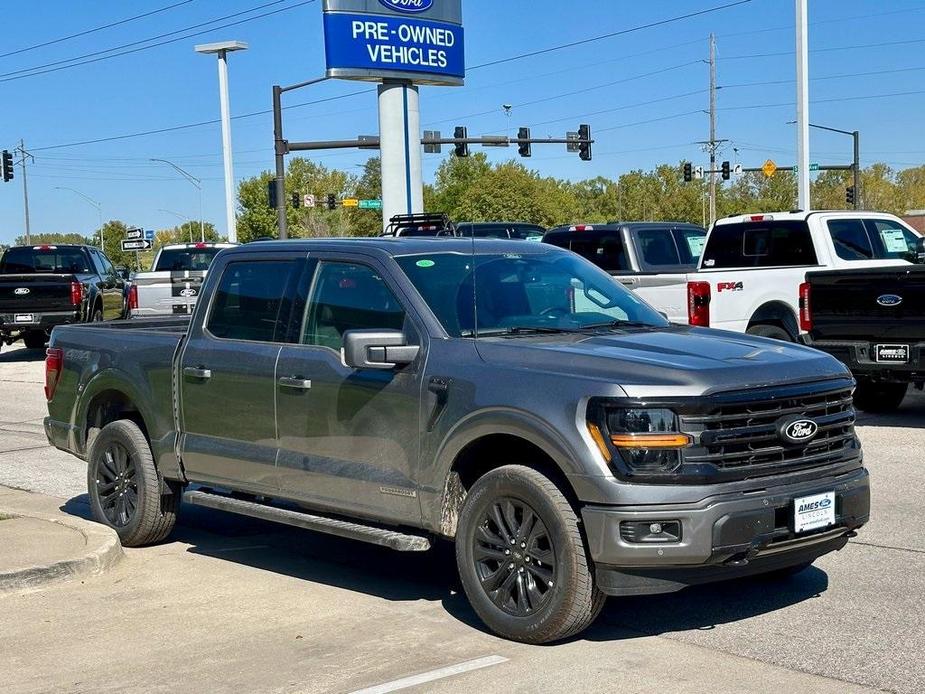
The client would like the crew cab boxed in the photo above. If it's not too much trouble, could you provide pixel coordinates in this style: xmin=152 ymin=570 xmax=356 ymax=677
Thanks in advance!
xmin=0 ymin=243 xmax=125 ymax=350
xmin=45 ymin=238 xmax=868 ymax=643
xmin=801 ymin=265 xmax=925 ymax=411
xmin=542 ymin=222 xmax=707 ymax=323
xmin=128 ymin=242 xmax=235 ymax=318
xmin=691 ymin=211 xmax=922 ymax=340
xmin=456 ymin=222 xmax=546 ymax=241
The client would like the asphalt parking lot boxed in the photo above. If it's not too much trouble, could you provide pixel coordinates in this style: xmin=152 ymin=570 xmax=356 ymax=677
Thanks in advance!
xmin=1 ymin=342 xmax=922 ymax=694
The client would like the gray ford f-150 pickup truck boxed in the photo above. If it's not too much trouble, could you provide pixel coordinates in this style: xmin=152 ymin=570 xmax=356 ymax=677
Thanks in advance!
xmin=43 ymin=238 xmax=869 ymax=643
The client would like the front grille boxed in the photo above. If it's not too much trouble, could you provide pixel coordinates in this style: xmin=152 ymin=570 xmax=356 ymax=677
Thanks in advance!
xmin=679 ymin=382 xmax=856 ymax=477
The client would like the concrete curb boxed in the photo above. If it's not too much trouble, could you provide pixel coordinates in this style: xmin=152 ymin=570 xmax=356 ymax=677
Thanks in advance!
xmin=0 ymin=487 xmax=123 ymax=592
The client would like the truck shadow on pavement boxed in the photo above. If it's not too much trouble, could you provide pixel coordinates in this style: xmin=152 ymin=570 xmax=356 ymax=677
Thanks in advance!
xmin=855 ymin=392 xmax=925 ymax=428
xmin=62 ymin=494 xmax=829 ymax=641
xmin=0 ymin=346 xmax=46 ymax=363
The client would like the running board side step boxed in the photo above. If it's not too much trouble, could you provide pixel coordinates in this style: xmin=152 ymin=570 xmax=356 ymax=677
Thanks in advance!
xmin=183 ymin=490 xmax=432 ymax=552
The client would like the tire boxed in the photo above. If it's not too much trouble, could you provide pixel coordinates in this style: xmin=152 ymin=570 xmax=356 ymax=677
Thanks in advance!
xmin=746 ymin=323 xmax=793 ymax=342
xmin=91 ymin=304 xmax=103 ymax=322
xmin=87 ymin=420 xmax=179 ymax=546
xmin=853 ymin=380 xmax=907 ymax=413
xmin=22 ymin=331 xmax=47 ymax=349
xmin=455 ymin=465 xmax=605 ymax=644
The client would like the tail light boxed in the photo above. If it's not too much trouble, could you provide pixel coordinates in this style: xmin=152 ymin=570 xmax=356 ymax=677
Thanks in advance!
xmin=799 ymin=281 xmax=812 ymax=332
xmin=127 ymin=284 xmax=138 ymax=311
xmin=194 ymin=242 xmax=207 ymax=249
xmin=687 ymin=281 xmax=711 ymax=327
xmin=70 ymin=280 xmax=83 ymax=306
xmin=44 ymin=348 xmax=64 ymax=401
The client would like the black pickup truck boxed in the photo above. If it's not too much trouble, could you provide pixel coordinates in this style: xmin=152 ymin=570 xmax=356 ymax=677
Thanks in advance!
xmin=802 ymin=265 xmax=925 ymax=411
xmin=0 ymin=244 xmax=126 ymax=350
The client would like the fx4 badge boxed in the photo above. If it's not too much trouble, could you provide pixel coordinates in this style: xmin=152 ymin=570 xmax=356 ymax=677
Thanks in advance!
xmin=717 ymin=281 xmax=743 ymax=292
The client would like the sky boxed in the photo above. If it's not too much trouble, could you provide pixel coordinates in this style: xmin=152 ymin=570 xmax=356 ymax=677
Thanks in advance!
xmin=1 ymin=0 xmax=924 ymax=244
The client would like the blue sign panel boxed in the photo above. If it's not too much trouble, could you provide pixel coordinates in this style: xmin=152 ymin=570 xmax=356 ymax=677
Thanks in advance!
xmin=144 ymin=229 xmax=154 ymax=241
xmin=324 ymin=12 xmax=464 ymax=85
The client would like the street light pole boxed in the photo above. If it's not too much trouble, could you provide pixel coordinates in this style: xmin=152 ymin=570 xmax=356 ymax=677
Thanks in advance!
xmin=195 ymin=41 xmax=248 ymax=244
xmin=804 ymin=123 xmax=861 ymax=210
xmin=795 ymin=0 xmax=811 ymax=210
xmin=150 ymin=158 xmax=204 ymax=242
xmin=55 ymin=186 xmax=103 ymax=248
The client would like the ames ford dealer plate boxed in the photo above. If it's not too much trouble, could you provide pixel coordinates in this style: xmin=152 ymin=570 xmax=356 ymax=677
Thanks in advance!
xmin=14 ymin=314 xmax=35 ymax=323
xmin=875 ymin=344 xmax=909 ymax=363
xmin=794 ymin=491 xmax=836 ymax=534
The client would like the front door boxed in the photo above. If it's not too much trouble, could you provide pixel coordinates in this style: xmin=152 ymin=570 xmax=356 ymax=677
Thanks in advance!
xmin=179 ymin=255 xmax=304 ymax=494
xmin=275 ymin=256 xmax=426 ymax=525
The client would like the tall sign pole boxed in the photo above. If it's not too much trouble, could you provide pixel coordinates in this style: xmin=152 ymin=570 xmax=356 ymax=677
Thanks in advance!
xmin=322 ymin=0 xmax=464 ymax=230
xmin=708 ymin=34 xmax=717 ymax=226
xmin=795 ymin=0 xmax=811 ymax=210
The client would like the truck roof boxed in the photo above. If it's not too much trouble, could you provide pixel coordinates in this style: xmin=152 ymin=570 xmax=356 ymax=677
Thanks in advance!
xmin=239 ymin=237 xmax=557 ymax=258
xmin=159 ymin=242 xmax=237 ymax=250
xmin=714 ymin=210 xmax=906 ymax=225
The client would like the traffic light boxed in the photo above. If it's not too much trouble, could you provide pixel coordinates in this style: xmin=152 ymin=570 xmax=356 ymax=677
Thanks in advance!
xmin=578 ymin=123 xmax=591 ymax=161
xmin=517 ymin=127 xmax=531 ymax=158
xmin=846 ymin=185 xmax=855 ymax=206
xmin=267 ymin=180 xmax=277 ymax=208
xmin=721 ymin=161 xmax=731 ymax=180
xmin=1 ymin=150 xmax=13 ymax=182
xmin=326 ymin=193 xmax=337 ymax=210
xmin=291 ymin=193 xmax=301 ymax=209
xmin=683 ymin=162 xmax=692 ymax=182
xmin=454 ymin=126 xmax=469 ymax=157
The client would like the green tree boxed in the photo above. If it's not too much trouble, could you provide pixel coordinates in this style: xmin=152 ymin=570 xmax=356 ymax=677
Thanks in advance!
xmin=14 ymin=232 xmax=92 ymax=246
xmin=155 ymin=221 xmax=221 ymax=246
xmin=346 ymin=157 xmax=384 ymax=236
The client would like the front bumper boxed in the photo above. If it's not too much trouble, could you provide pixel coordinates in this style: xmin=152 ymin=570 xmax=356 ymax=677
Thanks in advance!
xmin=582 ymin=466 xmax=869 ymax=596
xmin=802 ymin=338 xmax=925 ymax=383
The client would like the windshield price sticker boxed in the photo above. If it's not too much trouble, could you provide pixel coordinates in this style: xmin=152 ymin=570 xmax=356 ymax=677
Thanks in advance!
xmin=324 ymin=12 xmax=464 ymax=83
xmin=687 ymin=236 xmax=706 ymax=257
xmin=881 ymin=228 xmax=910 ymax=253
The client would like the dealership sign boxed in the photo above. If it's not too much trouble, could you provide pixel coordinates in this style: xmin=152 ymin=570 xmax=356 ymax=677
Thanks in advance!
xmin=323 ymin=0 xmax=464 ymax=85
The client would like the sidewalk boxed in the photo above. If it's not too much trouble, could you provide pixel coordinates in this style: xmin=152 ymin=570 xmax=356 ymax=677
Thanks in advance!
xmin=0 ymin=486 xmax=122 ymax=592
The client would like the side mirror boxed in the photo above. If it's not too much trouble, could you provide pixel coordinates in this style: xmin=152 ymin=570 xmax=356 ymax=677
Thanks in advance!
xmin=343 ymin=329 xmax=419 ymax=370
xmin=916 ymin=237 xmax=925 ymax=264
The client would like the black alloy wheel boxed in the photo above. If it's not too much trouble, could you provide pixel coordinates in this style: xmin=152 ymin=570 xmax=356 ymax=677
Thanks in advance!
xmin=94 ymin=440 xmax=138 ymax=527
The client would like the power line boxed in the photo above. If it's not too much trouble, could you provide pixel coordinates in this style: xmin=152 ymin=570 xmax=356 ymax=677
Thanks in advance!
xmin=722 ymin=65 xmax=925 ymax=89
xmin=0 ymin=0 xmax=308 ymax=83
xmin=467 ymin=0 xmax=752 ymax=70
xmin=0 ymin=1 xmax=196 ymax=59
xmin=720 ymin=89 xmax=925 ymax=111
xmin=528 ymin=90 xmax=706 ymax=128
xmin=725 ymin=37 xmax=925 ymax=61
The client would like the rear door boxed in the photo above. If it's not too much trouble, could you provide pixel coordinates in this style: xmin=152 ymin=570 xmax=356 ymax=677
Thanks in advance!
xmin=274 ymin=253 xmax=426 ymax=525
xmin=89 ymin=249 xmax=124 ymax=320
xmin=178 ymin=253 xmax=304 ymax=493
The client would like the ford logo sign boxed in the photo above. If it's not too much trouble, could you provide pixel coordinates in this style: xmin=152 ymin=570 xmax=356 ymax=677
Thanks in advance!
xmin=818 ymin=497 xmax=833 ymax=509
xmin=179 ymin=288 xmax=197 ymax=298
xmin=13 ymin=287 xmax=30 ymax=296
xmin=378 ymin=0 xmax=433 ymax=13
xmin=780 ymin=418 xmax=818 ymax=445
xmin=877 ymin=294 xmax=903 ymax=307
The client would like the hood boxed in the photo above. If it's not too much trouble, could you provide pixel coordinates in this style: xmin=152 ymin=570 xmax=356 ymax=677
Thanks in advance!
xmin=474 ymin=326 xmax=850 ymax=398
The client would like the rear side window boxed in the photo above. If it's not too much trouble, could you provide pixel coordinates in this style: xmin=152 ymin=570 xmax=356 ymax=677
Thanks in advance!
xmin=635 ymin=228 xmax=681 ymax=268
xmin=155 ymin=248 xmax=224 ymax=272
xmin=828 ymin=219 xmax=874 ymax=260
xmin=702 ymin=221 xmax=817 ymax=268
xmin=543 ymin=232 xmax=630 ymax=272
xmin=868 ymin=219 xmax=918 ymax=260
xmin=207 ymin=260 xmax=300 ymax=343
xmin=0 ymin=247 xmax=91 ymax=274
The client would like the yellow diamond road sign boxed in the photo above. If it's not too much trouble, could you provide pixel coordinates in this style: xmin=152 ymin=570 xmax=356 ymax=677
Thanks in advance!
xmin=762 ymin=159 xmax=777 ymax=178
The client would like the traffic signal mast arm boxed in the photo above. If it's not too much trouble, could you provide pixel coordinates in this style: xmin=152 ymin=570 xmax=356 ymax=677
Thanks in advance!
xmin=282 ymin=131 xmax=594 ymax=153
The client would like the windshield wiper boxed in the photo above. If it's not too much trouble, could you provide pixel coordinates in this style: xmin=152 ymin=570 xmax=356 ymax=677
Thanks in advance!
xmin=503 ymin=326 xmax=587 ymax=335
xmin=580 ymin=320 xmax=658 ymax=330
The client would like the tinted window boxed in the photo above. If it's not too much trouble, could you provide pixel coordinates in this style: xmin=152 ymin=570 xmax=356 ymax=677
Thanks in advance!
xmin=701 ymin=221 xmax=817 ymax=268
xmin=636 ymin=228 xmax=681 ymax=267
xmin=0 ymin=246 xmax=91 ymax=274
xmin=828 ymin=219 xmax=874 ymax=260
xmin=207 ymin=260 xmax=300 ymax=343
xmin=543 ymin=232 xmax=630 ymax=272
xmin=88 ymin=249 xmax=108 ymax=276
xmin=301 ymin=262 xmax=405 ymax=350
xmin=675 ymin=228 xmax=707 ymax=264
xmin=396 ymin=251 xmax=667 ymax=337
xmin=154 ymin=247 xmax=224 ymax=272
xmin=98 ymin=252 xmax=116 ymax=276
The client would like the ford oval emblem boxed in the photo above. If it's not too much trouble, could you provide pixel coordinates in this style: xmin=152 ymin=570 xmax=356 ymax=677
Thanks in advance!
xmin=781 ymin=418 xmax=818 ymax=445
xmin=378 ymin=0 xmax=433 ymax=13
xmin=877 ymin=294 xmax=903 ymax=307
xmin=179 ymin=288 xmax=197 ymax=298
xmin=13 ymin=287 xmax=30 ymax=296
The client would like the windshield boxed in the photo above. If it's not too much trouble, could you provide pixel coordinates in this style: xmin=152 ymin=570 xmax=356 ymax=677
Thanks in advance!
xmin=154 ymin=247 xmax=224 ymax=272
xmin=395 ymin=251 xmax=668 ymax=337
xmin=0 ymin=246 xmax=91 ymax=274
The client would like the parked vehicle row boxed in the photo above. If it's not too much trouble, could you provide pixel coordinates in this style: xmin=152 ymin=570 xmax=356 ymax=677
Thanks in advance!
xmin=45 ymin=237 xmax=869 ymax=644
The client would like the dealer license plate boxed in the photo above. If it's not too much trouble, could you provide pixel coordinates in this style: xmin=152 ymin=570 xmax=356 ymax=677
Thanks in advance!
xmin=14 ymin=314 xmax=34 ymax=323
xmin=794 ymin=491 xmax=836 ymax=534
xmin=875 ymin=344 xmax=909 ymax=363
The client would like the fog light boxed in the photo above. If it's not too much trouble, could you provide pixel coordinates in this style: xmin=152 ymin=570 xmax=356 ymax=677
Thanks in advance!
xmin=620 ymin=520 xmax=682 ymax=544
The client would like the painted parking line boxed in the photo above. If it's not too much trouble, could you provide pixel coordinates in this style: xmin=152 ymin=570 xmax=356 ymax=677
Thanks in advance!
xmin=348 ymin=655 xmax=509 ymax=694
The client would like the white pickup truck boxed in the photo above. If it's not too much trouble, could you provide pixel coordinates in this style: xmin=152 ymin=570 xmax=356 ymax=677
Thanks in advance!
xmin=128 ymin=242 xmax=235 ymax=318
xmin=686 ymin=211 xmax=923 ymax=340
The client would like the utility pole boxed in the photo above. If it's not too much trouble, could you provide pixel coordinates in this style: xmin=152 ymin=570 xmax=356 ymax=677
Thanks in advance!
xmin=852 ymin=129 xmax=860 ymax=209
xmin=709 ymin=33 xmax=717 ymax=226
xmin=16 ymin=140 xmax=32 ymax=245
xmin=795 ymin=0 xmax=811 ymax=210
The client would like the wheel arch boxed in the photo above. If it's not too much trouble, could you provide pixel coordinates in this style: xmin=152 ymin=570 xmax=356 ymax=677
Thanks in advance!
xmin=747 ymin=300 xmax=799 ymax=340
xmin=78 ymin=371 xmax=155 ymax=457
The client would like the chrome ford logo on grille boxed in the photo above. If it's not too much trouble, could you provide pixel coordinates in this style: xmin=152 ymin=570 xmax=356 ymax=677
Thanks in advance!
xmin=877 ymin=294 xmax=902 ymax=307
xmin=780 ymin=418 xmax=818 ymax=445
xmin=13 ymin=287 xmax=30 ymax=295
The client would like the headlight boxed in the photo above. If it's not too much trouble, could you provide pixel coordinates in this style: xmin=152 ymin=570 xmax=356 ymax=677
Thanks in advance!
xmin=588 ymin=406 xmax=691 ymax=476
